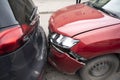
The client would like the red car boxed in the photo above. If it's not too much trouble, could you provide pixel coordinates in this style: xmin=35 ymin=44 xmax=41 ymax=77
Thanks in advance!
xmin=48 ymin=0 xmax=120 ymax=80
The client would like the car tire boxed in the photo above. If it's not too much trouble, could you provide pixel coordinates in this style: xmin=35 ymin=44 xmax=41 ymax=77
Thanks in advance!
xmin=79 ymin=54 xmax=119 ymax=80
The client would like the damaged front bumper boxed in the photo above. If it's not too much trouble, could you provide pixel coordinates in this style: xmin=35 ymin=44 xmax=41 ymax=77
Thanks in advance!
xmin=48 ymin=35 xmax=87 ymax=74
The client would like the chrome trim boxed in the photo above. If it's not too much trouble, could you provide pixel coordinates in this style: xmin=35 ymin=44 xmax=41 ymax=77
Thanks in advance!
xmin=50 ymin=34 xmax=87 ymax=64
xmin=50 ymin=33 xmax=79 ymax=49
xmin=51 ymin=44 xmax=87 ymax=63
xmin=51 ymin=45 xmax=65 ymax=53
xmin=69 ymin=51 xmax=87 ymax=62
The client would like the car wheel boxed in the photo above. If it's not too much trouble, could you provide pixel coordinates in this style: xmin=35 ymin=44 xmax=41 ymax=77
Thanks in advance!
xmin=79 ymin=54 xmax=119 ymax=80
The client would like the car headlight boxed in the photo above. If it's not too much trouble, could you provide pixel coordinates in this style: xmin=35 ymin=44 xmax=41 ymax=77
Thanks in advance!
xmin=50 ymin=33 xmax=79 ymax=49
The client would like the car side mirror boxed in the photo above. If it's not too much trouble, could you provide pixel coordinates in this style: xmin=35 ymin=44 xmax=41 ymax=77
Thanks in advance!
xmin=76 ymin=0 xmax=81 ymax=4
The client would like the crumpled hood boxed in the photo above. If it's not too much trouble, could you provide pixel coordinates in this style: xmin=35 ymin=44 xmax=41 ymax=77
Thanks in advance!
xmin=49 ymin=4 xmax=120 ymax=37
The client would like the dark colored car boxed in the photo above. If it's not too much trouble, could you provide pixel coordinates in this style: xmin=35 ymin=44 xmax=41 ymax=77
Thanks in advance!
xmin=48 ymin=0 xmax=120 ymax=80
xmin=0 ymin=0 xmax=47 ymax=80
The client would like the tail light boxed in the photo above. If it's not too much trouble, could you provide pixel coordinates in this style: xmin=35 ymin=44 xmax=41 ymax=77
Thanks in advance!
xmin=0 ymin=25 xmax=31 ymax=56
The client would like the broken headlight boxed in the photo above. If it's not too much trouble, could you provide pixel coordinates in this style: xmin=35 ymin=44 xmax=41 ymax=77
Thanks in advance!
xmin=50 ymin=33 xmax=79 ymax=49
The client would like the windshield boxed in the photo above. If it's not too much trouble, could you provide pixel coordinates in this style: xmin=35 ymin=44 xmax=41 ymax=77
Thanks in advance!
xmin=0 ymin=0 xmax=18 ymax=28
xmin=90 ymin=0 xmax=120 ymax=18
xmin=9 ymin=0 xmax=35 ymax=24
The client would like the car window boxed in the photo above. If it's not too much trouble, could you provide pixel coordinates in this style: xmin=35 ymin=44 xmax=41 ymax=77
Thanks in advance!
xmin=0 ymin=0 xmax=18 ymax=28
xmin=90 ymin=0 xmax=120 ymax=18
xmin=9 ymin=0 xmax=36 ymax=24
xmin=103 ymin=0 xmax=120 ymax=18
xmin=90 ymin=0 xmax=110 ymax=7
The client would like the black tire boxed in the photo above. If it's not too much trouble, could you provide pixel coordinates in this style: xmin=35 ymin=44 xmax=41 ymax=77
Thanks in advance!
xmin=106 ymin=73 xmax=120 ymax=80
xmin=79 ymin=54 xmax=119 ymax=80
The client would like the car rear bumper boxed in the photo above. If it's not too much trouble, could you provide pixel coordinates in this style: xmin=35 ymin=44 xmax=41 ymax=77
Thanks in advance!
xmin=0 ymin=26 xmax=47 ymax=80
xmin=48 ymin=45 xmax=84 ymax=74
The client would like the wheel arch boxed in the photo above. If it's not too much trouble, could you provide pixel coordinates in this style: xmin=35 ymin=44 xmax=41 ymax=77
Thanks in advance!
xmin=76 ymin=52 xmax=120 ymax=74
xmin=88 ymin=52 xmax=120 ymax=60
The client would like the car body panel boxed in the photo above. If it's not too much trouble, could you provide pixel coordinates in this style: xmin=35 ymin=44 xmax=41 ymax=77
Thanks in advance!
xmin=49 ymin=4 xmax=120 ymax=37
xmin=49 ymin=4 xmax=103 ymax=28
xmin=57 ymin=14 xmax=120 ymax=37
xmin=49 ymin=4 xmax=103 ymax=33
xmin=48 ymin=46 xmax=84 ymax=74
xmin=48 ymin=3 xmax=120 ymax=73
xmin=0 ymin=0 xmax=47 ymax=80
xmin=0 ymin=26 xmax=47 ymax=80
xmin=72 ymin=24 xmax=120 ymax=59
